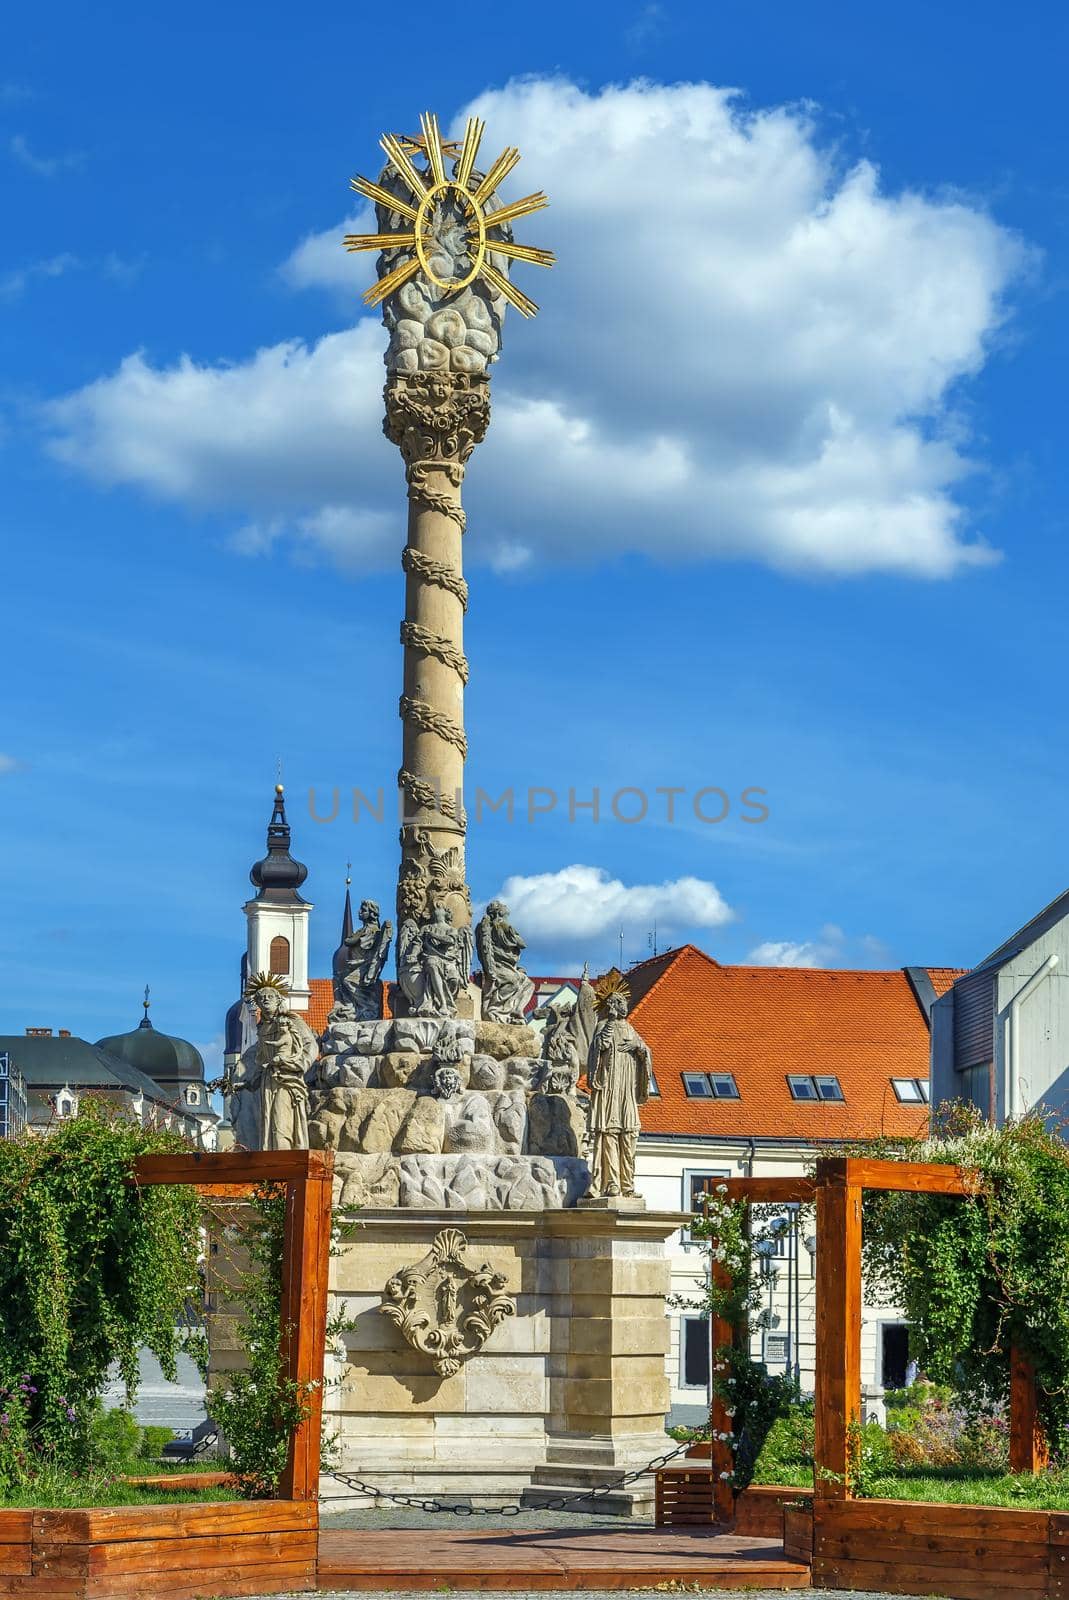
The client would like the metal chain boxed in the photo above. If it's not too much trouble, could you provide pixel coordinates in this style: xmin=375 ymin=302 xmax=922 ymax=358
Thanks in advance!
xmin=328 ymin=1440 xmax=692 ymax=1516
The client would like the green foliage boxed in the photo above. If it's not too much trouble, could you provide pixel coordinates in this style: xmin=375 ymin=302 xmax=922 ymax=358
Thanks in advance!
xmin=89 ymin=1406 xmax=141 ymax=1473
xmin=860 ymin=1107 xmax=1069 ymax=1459
xmin=678 ymin=1188 xmax=805 ymax=1492
xmin=751 ymin=1404 xmax=814 ymax=1484
xmin=138 ymin=1424 xmax=174 ymax=1462
xmin=0 ymin=1103 xmax=202 ymax=1492
xmin=207 ymin=1184 xmax=312 ymax=1498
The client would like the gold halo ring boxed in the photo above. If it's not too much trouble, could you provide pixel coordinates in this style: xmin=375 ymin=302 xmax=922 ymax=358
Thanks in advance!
xmin=414 ymin=180 xmax=487 ymax=294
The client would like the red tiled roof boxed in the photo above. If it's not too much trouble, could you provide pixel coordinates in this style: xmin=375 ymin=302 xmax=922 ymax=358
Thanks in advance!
xmin=305 ymin=944 xmax=965 ymax=1144
xmin=307 ymin=980 xmax=333 ymax=1035
xmin=306 ymin=977 xmax=394 ymax=1035
xmin=623 ymin=946 xmax=964 ymax=1142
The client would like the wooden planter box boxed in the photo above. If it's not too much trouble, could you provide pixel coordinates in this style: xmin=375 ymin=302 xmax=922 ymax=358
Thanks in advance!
xmin=654 ymin=1467 xmax=804 ymax=1533
xmin=806 ymin=1497 xmax=1069 ymax=1600
xmin=783 ymin=1503 xmax=813 ymax=1562
xmin=0 ymin=1500 xmax=316 ymax=1600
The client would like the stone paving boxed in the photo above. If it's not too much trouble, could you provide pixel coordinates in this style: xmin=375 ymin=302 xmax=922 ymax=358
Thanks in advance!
xmin=320 ymin=1506 xmax=657 ymax=1530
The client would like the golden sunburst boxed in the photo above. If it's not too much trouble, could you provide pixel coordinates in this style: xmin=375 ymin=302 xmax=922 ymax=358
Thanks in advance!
xmin=244 ymin=971 xmax=291 ymax=1001
xmin=344 ymin=112 xmax=554 ymax=319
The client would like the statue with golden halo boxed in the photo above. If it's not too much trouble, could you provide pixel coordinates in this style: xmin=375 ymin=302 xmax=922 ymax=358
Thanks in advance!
xmin=241 ymin=972 xmax=318 ymax=1150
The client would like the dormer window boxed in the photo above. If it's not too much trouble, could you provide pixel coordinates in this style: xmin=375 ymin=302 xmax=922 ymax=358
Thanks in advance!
xmin=185 ymin=1085 xmax=200 ymax=1106
xmin=788 ymin=1074 xmax=844 ymax=1102
xmin=892 ymin=1078 xmax=930 ymax=1103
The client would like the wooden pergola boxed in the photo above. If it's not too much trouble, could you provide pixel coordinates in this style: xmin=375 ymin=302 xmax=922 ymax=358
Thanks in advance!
xmin=706 ymin=1156 xmax=1045 ymax=1523
xmin=133 ymin=1146 xmax=334 ymax=1501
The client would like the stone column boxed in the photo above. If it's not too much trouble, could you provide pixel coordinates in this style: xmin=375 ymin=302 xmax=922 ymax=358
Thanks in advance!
xmin=384 ymin=372 xmax=490 ymax=939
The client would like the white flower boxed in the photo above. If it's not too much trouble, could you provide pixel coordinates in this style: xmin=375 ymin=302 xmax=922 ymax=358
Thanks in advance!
xmin=716 ymin=1183 xmax=728 ymax=1194
xmin=719 ymin=1471 xmax=731 ymax=1480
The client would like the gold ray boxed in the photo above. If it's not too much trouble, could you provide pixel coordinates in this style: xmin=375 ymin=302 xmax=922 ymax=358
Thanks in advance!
xmin=364 ymin=254 xmax=420 ymax=308
xmin=419 ymin=112 xmax=446 ymax=187
xmin=483 ymin=191 xmax=549 ymax=229
xmin=344 ymin=231 xmax=417 ymax=252
xmin=380 ymin=132 xmax=430 ymax=199
xmin=481 ymin=259 xmax=538 ymax=318
xmin=486 ymin=239 xmax=556 ymax=269
xmin=472 ymin=147 xmax=521 ymax=206
xmin=350 ymin=175 xmax=420 ymax=222
xmin=454 ymin=116 xmax=485 ymax=191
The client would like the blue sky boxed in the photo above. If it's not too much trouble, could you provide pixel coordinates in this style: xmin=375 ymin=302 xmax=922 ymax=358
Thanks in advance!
xmin=2 ymin=0 xmax=1067 ymax=1065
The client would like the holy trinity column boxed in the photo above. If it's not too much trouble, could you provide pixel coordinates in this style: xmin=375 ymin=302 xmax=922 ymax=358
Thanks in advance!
xmin=345 ymin=114 xmax=553 ymax=1009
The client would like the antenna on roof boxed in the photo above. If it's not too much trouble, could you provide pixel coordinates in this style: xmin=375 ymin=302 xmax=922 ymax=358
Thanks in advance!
xmin=618 ymin=928 xmax=624 ymax=968
xmin=648 ymin=920 xmax=658 ymax=958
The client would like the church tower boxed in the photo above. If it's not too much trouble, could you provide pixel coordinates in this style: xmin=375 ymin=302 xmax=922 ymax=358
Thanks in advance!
xmin=243 ymin=784 xmax=313 ymax=1014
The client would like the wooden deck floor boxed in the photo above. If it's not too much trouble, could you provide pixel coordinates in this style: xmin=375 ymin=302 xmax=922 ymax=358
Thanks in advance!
xmin=318 ymin=1526 xmax=811 ymax=1591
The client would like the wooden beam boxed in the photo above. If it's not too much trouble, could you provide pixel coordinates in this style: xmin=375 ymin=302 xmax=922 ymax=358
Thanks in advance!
xmin=814 ymin=1170 xmax=861 ymax=1499
xmin=134 ymin=1150 xmax=333 ymax=1188
xmin=822 ymin=1156 xmax=975 ymax=1196
xmin=278 ymin=1155 xmax=335 ymax=1501
xmin=712 ymin=1177 xmax=817 ymax=1204
xmin=1009 ymin=1346 xmax=1047 ymax=1474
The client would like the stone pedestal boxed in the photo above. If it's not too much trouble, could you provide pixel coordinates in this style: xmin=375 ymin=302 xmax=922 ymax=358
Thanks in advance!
xmin=323 ymin=1204 xmax=684 ymax=1515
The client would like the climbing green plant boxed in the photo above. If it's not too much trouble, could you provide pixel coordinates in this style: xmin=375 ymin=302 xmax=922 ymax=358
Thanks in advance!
xmin=676 ymin=1187 xmax=800 ymax=1492
xmin=0 ymin=1102 xmax=202 ymax=1490
xmin=860 ymin=1105 xmax=1069 ymax=1460
xmin=207 ymin=1184 xmax=312 ymax=1498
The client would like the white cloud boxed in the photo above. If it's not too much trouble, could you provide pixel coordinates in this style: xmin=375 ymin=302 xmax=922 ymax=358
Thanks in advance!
xmin=746 ymin=939 xmax=830 ymax=968
xmin=281 ymin=211 xmax=372 ymax=296
xmin=1 ymin=252 xmax=79 ymax=300
xmin=44 ymin=78 xmax=1029 ymax=579
xmin=493 ymin=863 xmax=734 ymax=944
xmin=0 ymin=753 xmax=23 ymax=775
xmin=10 ymin=134 xmax=85 ymax=178
xmin=746 ymin=923 xmax=889 ymax=967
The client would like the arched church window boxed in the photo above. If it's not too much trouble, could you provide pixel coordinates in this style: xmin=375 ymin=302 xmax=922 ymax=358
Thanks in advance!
xmin=269 ymin=935 xmax=290 ymax=975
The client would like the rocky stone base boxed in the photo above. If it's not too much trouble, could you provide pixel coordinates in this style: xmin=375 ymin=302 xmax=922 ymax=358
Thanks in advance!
xmin=333 ymin=1152 xmax=590 ymax=1210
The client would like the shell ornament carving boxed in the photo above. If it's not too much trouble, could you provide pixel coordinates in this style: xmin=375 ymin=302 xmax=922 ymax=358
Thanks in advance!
xmin=380 ymin=1227 xmax=516 ymax=1377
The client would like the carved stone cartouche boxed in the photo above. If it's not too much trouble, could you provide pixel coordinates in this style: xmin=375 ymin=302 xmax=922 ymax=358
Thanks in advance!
xmin=379 ymin=1227 xmax=516 ymax=1377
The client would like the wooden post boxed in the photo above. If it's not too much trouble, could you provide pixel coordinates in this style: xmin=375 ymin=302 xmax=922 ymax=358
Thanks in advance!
xmin=709 ymin=1251 xmax=736 ymax=1523
xmin=813 ymin=1160 xmax=861 ymax=1499
xmin=278 ymin=1150 xmax=335 ymax=1501
xmin=1009 ymin=1345 xmax=1047 ymax=1474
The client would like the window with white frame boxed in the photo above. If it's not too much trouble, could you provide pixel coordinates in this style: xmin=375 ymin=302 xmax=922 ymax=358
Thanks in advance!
xmin=682 ymin=1167 xmax=730 ymax=1243
xmin=891 ymin=1078 xmax=930 ymax=1103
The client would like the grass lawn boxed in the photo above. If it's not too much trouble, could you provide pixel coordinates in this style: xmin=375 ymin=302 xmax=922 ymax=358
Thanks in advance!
xmin=0 ymin=1481 xmax=237 ymax=1508
xmin=750 ymin=1461 xmax=1069 ymax=1508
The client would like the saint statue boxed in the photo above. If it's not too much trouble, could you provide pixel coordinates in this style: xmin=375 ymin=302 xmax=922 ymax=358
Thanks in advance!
xmin=534 ymin=998 xmax=582 ymax=1094
xmin=334 ymin=898 xmax=393 ymax=1019
xmin=396 ymin=904 xmax=473 ymax=1017
xmin=475 ymin=901 xmax=535 ymax=1025
xmin=246 ymin=980 xmax=318 ymax=1150
xmin=586 ymin=993 xmax=651 ymax=1198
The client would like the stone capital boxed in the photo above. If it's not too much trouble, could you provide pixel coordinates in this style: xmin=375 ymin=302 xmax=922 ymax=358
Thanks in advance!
xmin=383 ymin=372 xmax=491 ymax=471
